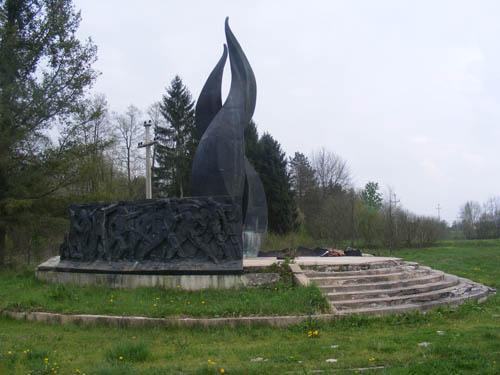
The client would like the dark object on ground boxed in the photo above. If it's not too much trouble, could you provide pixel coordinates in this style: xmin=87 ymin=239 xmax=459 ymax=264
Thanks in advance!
xmin=298 ymin=247 xmax=328 ymax=256
xmin=59 ymin=197 xmax=242 ymax=273
xmin=345 ymin=247 xmax=362 ymax=256
xmin=258 ymin=247 xmax=328 ymax=258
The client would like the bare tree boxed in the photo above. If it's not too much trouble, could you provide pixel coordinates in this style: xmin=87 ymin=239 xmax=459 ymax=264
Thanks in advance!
xmin=115 ymin=105 xmax=145 ymax=197
xmin=484 ymin=196 xmax=500 ymax=238
xmin=58 ymin=93 xmax=115 ymax=194
xmin=311 ymin=147 xmax=351 ymax=196
xmin=460 ymin=201 xmax=482 ymax=239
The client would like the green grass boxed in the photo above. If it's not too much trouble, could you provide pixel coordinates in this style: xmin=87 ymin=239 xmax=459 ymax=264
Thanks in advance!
xmin=0 ymin=266 xmax=329 ymax=318
xmin=378 ymin=238 xmax=500 ymax=290
xmin=0 ymin=240 xmax=499 ymax=374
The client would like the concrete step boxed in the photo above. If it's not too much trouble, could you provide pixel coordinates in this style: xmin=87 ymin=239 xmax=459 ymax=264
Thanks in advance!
xmin=310 ymin=268 xmax=433 ymax=286
xmin=335 ymin=280 xmax=495 ymax=316
xmin=327 ymin=276 xmax=460 ymax=301
xmin=305 ymin=264 xmax=421 ymax=278
xmin=332 ymin=284 xmax=461 ymax=310
xmin=318 ymin=272 xmax=445 ymax=293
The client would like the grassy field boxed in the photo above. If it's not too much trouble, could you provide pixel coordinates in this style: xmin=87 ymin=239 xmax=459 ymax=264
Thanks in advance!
xmin=0 ymin=265 xmax=328 ymax=318
xmin=0 ymin=240 xmax=499 ymax=374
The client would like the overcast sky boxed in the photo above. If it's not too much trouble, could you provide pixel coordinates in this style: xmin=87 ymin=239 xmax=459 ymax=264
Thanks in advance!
xmin=72 ymin=0 xmax=500 ymax=224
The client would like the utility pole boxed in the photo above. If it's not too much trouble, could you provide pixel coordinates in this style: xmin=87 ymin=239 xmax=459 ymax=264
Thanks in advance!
xmin=138 ymin=120 xmax=156 ymax=199
xmin=388 ymin=191 xmax=400 ymax=255
xmin=436 ymin=203 xmax=442 ymax=221
xmin=350 ymin=189 xmax=355 ymax=247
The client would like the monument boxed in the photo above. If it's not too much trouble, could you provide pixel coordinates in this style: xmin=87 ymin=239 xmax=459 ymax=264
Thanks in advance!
xmin=192 ymin=18 xmax=267 ymax=257
xmin=51 ymin=18 xmax=267 ymax=277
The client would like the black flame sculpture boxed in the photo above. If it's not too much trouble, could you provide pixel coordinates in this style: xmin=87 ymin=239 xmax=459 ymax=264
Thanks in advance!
xmin=192 ymin=18 xmax=267 ymax=257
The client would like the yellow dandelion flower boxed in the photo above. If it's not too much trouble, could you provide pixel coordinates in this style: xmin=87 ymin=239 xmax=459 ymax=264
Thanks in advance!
xmin=177 ymin=285 xmax=180 ymax=288
xmin=109 ymin=299 xmax=113 ymax=303
xmin=220 ymin=369 xmax=225 ymax=373
xmin=369 ymin=357 xmax=375 ymax=361
xmin=187 ymin=301 xmax=190 ymax=305
xmin=170 ymin=300 xmax=174 ymax=303
xmin=201 ymin=300 xmax=205 ymax=304
xmin=44 ymin=358 xmax=49 ymax=361
xmin=153 ymin=303 xmax=157 ymax=307
xmin=119 ymin=356 xmax=124 ymax=360
xmin=313 ymin=330 xmax=319 ymax=335
xmin=76 ymin=370 xmax=81 ymax=374
xmin=7 ymin=351 xmax=12 ymax=355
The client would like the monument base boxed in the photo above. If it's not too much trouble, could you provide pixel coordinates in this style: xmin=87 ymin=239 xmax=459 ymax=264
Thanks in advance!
xmin=36 ymin=256 xmax=278 ymax=290
xmin=40 ymin=257 xmax=242 ymax=275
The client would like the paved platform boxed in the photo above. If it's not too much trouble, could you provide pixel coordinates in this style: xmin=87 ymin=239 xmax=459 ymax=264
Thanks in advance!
xmin=243 ymin=256 xmax=402 ymax=268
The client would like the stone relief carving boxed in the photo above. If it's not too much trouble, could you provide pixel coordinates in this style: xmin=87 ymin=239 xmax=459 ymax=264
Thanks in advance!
xmin=60 ymin=197 xmax=241 ymax=265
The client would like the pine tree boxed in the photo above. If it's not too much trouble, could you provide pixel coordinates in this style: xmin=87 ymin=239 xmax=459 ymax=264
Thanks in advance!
xmin=244 ymin=120 xmax=259 ymax=165
xmin=289 ymin=152 xmax=317 ymax=212
xmin=153 ymin=76 xmax=197 ymax=198
xmin=254 ymin=133 xmax=297 ymax=234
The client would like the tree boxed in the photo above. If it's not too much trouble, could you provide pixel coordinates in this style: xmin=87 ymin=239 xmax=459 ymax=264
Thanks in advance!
xmin=484 ymin=196 xmax=500 ymax=238
xmin=289 ymin=152 xmax=317 ymax=212
xmin=460 ymin=201 xmax=482 ymax=240
xmin=311 ymin=147 xmax=350 ymax=196
xmin=115 ymin=105 xmax=144 ymax=198
xmin=62 ymin=93 xmax=114 ymax=194
xmin=147 ymin=102 xmax=164 ymax=167
xmin=355 ymin=200 xmax=383 ymax=247
xmin=361 ymin=181 xmax=383 ymax=210
xmin=0 ymin=0 xmax=98 ymax=264
xmin=153 ymin=76 xmax=196 ymax=198
xmin=244 ymin=120 xmax=259 ymax=165
xmin=253 ymin=133 xmax=297 ymax=234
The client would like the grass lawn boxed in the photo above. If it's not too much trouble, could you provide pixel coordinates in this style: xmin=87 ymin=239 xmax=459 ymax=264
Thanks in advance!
xmin=0 ymin=265 xmax=329 ymax=318
xmin=0 ymin=240 xmax=499 ymax=374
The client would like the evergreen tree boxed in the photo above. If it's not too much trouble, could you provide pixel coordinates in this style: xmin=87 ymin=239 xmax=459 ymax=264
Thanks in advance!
xmin=289 ymin=152 xmax=317 ymax=212
xmin=153 ymin=76 xmax=196 ymax=198
xmin=361 ymin=181 xmax=383 ymax=210
xmin=244 ymin=120 xmax=259 ymax=165
xmin=254 ymin=133 xmax=297 ymax=234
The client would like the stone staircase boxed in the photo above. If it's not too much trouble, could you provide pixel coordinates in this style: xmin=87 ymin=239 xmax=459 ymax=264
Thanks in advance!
xmin=300 ymin=259 xmax=496 ymax=316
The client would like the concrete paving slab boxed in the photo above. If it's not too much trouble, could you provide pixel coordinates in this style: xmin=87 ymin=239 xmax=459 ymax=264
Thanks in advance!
xmin=294 ymin=256 xmax=402 ymax=266
xmin=243 ymin=257 xmax=277 ymax=267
